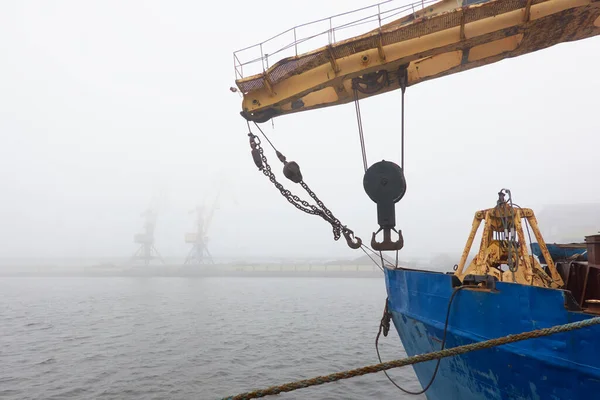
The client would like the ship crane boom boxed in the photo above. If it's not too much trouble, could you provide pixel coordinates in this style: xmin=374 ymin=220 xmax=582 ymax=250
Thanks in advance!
xmin=233 ymin=0 xmax=600 ymax=123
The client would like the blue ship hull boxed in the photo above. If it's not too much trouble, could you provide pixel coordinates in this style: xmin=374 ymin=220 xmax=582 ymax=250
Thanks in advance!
xmin=384 ymin=268 xmax=600 ymax=400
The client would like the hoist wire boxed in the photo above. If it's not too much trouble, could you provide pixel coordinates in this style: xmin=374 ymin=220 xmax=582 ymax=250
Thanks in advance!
xmin=353 ymin=88 xmax=369 ymax=172
xmin=360 ymin=246 xmax=385 ymax=272
xmin=353 ymin=77 xmax=407 ymax=173
xmin=512 ymin=202 xmax=556 ymax=286
xmin=252 ymin=121 xmax=278 ymax=153
xmin=400 ymin=85 xmax=405 ymax=172
xmin=362 ymin=245 xmax=395 ymax=269
xmin=496 ymin=190 xmax=518 ymax=279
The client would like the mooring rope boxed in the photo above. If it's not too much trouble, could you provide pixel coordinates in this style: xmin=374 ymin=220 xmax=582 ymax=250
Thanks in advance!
xmin=220 ymin=316 xmax=600 ymax=400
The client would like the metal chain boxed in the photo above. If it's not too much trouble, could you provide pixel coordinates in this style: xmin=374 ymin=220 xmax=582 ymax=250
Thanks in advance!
xmin=299 ymin=181 xmax=349 ymax=240
xmin=249 ymin=131 xmax=361 ymax=248
xmin=255 ymin=142 xmax=318 ymax=216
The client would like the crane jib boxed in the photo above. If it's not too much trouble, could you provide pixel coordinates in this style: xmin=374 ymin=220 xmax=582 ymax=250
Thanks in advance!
xmin=233 ymin=0 xmax=600 ymax=123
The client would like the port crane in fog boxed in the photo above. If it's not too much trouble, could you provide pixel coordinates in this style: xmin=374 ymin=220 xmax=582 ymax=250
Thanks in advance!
xmin=184 ymin=193 xmax=220 ymax=265
xmin=130 ymin=208 xmax=165 ymax=265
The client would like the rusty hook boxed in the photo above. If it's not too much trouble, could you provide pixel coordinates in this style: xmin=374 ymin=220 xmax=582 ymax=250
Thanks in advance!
xmin=343 ymin=230 xmax=363 ymax=249
xmin=371 ymin=228 xmax=404 ymax=251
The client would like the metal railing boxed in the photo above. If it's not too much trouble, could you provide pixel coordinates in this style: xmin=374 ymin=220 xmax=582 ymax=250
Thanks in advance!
xmin=233 ymin=0 xmax=483 ymax=80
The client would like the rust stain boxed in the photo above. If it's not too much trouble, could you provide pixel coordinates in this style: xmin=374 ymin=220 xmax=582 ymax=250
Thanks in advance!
xmin=237 ymin=1 xmax=600 ymax=122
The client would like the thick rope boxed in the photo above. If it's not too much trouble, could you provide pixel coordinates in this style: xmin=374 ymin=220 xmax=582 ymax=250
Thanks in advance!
xmin=220 ymin=316 xmax=600 ymax=400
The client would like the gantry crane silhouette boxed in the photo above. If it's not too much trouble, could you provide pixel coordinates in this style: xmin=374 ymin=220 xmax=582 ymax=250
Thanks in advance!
xmin=184 ymin=191 xmax=221 ymax=265
xmin=130 ymin=195 xmax=166 ymax=265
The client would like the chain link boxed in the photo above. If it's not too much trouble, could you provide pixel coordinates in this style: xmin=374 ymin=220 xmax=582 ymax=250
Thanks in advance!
xmin=250 ymin=133 xmax=360 ymax=247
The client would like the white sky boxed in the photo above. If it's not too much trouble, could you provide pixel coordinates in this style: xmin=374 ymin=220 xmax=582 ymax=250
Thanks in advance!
xmin=1 ymin=0 xmax=599 ymax=261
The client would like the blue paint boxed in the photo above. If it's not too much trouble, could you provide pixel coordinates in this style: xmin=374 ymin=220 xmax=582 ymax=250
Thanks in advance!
xmin=384 ymin=268 xmax=600 ymax=400
xmin=530 ymin=242 xmax=587 ymax=263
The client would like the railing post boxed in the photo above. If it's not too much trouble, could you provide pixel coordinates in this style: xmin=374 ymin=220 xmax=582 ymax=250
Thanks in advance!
xmin=233 ymin=53 xmax=237 ymax=80
xmin=294 ymin=27 xmax=298 ymax=56
xmin=233 ymin=53 xmax=243 ymax=79
xmin=333 ymin=18 xmax=336 ymax=43
xmin=236 ymin=0 xmax=442 ymax=79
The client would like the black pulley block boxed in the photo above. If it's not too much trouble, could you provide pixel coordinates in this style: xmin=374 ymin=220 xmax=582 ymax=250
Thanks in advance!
xmin=363 ymin=160 xmax=406 ymax=229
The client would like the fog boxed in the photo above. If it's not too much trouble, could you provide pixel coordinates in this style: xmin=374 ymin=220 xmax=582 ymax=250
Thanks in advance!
xmin=1 ymin=0 xmax=599 ymax=264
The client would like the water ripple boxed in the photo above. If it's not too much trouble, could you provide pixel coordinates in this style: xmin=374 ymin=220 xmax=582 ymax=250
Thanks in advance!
xmin=0 ymin=276 xmax=424 ymax=399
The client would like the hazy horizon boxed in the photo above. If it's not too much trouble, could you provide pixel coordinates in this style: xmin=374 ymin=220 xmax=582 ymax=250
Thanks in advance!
xmin=1 ymin=0 xmax=599 ymax=264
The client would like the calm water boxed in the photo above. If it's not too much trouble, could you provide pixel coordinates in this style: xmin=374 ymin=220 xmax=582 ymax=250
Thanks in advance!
xmin=0 ymin=277 xmax=425 ymax=399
